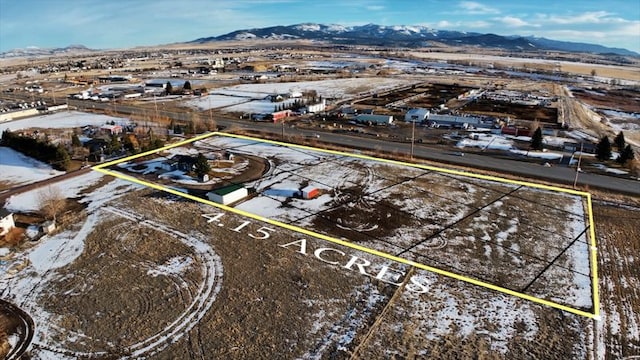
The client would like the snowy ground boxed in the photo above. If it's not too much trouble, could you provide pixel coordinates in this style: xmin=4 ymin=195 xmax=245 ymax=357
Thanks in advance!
xmin=184 ymin=78 xmax=416 ymax=113
xmin=114 ymin=146 xmax=250 ymax=188
xmin=0 ymin=111 xmax=131 ymax=138
xmin=3 ymin=171 xmax=138 ymax=213
xmin=0 ymin=133 xmax=600 ymax=358
xmin=0 ymin=147 xmax=63 ymax=187
xmin=456 ymin=133 xmax=514 ymax=150
xmin=193 ymin=136 xmax=594 ymax=310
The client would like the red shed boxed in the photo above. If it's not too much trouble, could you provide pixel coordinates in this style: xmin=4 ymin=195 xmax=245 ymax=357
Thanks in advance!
xmin=272 ymin=110 xmax=292 ymax=122
xmin=301 ymin=186 xmax=319 ymax=199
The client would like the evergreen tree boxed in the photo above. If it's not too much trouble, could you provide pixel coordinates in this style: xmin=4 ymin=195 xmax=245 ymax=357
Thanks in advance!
xmin=617 ymin=144 xmax=635 ymax=164
xmin=530 ymin=127 xmax=543 ymax=151
xmin=194 ymin=153 xmax=211 ymax=177
xmin=109 ymin=135 xmax=121 ymax=154
xmin=54 ymin=145 xmax=71 ymax=171
xmin=596 ymin=136 xmax=612 ymax=161
xmin=614 ymin=131 xmax=626 ymax=151
xmin=165 ymin=81 xmax=173 ymax=95
xmin=71 ymin=133 xmax=82 ymax=147
xmin=183 ymin=80 xmax=191 ymax=90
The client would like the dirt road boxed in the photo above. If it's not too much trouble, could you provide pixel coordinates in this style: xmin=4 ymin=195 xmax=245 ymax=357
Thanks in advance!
xmin=0 ymin=167 xmax=92 ymax=205
xmin=0 ymin=299 xmax=34 ymax=360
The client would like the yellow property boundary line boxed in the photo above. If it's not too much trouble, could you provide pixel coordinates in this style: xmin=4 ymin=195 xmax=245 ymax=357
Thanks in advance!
xmin=93 ymin=132 xmax=600 ymax=320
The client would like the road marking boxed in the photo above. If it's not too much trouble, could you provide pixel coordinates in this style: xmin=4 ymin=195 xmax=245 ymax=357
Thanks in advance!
xmin=93 ymin=132 xmax=599 ymax=319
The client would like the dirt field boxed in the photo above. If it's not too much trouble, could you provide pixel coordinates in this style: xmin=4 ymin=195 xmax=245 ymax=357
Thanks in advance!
xmin=461 ymin=98 xmax=558 ymax=124
xmin=1 ymin=161 xmax=637 ymax=358
xmin=571 ymin=87 xmax=640 ymax=114
xmin=407 ymin=51 xmax=640 ymax=82
xmin=592 ymin=202 xmax=640 ymax=359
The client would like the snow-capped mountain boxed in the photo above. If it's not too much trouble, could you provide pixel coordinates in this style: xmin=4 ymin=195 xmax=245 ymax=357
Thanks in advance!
xmin=191 ymin=23 xmax=638 ymax=56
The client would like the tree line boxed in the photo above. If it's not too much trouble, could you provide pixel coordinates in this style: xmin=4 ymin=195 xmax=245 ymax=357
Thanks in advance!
xmin=597 ymin=131 xmax=635 ymax=164
xmin=530 ymin=127 xmax=635 ymax=165
xmin=1 ymin=129 xmax=70 ymax=170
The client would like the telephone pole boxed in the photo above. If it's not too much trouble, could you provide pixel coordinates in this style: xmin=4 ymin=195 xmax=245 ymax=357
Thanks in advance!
xmin=410 ymin=119 xmax=416 ymax=159
xmin=573 ymin=143 xmax=584 ymax=189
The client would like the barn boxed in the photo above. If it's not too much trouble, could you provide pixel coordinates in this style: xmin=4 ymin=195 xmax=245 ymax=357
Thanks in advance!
xmin=206 ymin=184 xmax=248 ymax=205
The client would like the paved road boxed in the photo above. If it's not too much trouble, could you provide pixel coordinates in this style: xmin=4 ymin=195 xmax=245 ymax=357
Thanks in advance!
xmin=68 ymin=100 xmax=640 ymax=196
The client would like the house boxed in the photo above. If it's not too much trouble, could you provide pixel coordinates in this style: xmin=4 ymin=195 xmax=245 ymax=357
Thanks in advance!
xmin=563 ymin=142 xmax=597 ymax=154
xmin=101 ymin=124 xmax=123 ymax=135
xmin=405 ymin=108 xmax=430 ymax=123
xmin=0 ymin=209 xmax=15 ymax=236
xmin=340 ymin=107 xmax=357 ymax=117
xmin=206 ymin=184 xmax=248 ymax=205
xmin=173 ymin=155 xmax=197 ymax=172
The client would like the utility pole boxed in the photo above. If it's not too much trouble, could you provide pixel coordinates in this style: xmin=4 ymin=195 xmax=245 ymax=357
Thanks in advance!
xmin=410 ymin=119 xmax=416 ymax=160
xmin=281 ymin=120 xmax=285 ymax=140
xmin=573 ymin=143 xmax=584 ymax=189
xmin=209 ymin=96 xmax=213 ymax=126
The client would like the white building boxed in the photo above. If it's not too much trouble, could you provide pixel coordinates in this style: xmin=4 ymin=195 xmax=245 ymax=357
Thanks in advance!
xmin=0 ymin=209 xmax=15 ymax=236
xmin=405 ymin=108 xmax=430 ymax=123
xmin=427 ymin=113 xmax=484 ymax=127
xmin=207 ymin=184 xmax=248 ymax=205
xmin=355 ymin=114 xmax=394 ymax=125
xmin=303 ymin=100 xmax=326 ymax=114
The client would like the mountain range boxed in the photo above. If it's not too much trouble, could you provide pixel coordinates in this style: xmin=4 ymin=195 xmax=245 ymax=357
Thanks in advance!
xmin=192 ymin=23 xmax=638 ymax=56
xmin=0 ymin=45 xmax=94 ymax=58
xmin=3 ymin=23 xmax=636 ymax=58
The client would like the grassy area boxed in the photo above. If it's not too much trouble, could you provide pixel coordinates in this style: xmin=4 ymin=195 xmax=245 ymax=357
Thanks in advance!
xmin=593 ymin=202 xmax=640 ymax=358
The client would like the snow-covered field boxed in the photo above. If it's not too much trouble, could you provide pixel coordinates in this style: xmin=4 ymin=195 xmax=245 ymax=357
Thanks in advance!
xmin=0 ymin=111 xmax=131 ymax=138
xmin=0 ymin=169 xmax=223 ymax=358
xmin=194 ymin=136 xmax=594 ymax=310
xmin=0 ymin=133 xmax=604 ymax=358
xmin=3 ymin=171 xmax=137 ymax=213
xmin=0 ymin=147 xmax=63 ymax=187
xmin=184 ymin=78 xmax=416 ymax=112
xmin=456 ymin=133 xmax=514 ymax=150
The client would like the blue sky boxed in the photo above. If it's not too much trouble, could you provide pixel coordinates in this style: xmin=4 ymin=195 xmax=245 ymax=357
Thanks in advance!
xmin=1 ymin=0 xmax=639 ymax=53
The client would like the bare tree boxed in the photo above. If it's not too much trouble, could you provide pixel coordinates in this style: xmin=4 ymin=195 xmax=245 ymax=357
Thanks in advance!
xmin=38 ymin=185 xmax=66 ymax=222
xmin=529 ymin=119 xmax=541 ymax=131
xmin=205 ymin=117 xmax=217 ymax=131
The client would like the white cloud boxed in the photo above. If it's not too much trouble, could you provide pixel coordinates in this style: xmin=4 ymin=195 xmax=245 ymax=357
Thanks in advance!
xmin=496 ymin=16 xmax=535 ymax=28
xmin=426 ymin=19 xmax=490 ymax=30
xmin=457 ymin=1 xmax=500 ymax=15
xmin=538 ymin=11 xmax=619 ymax=25
xmin=436 ymin=20 xmax=452 ymax=28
